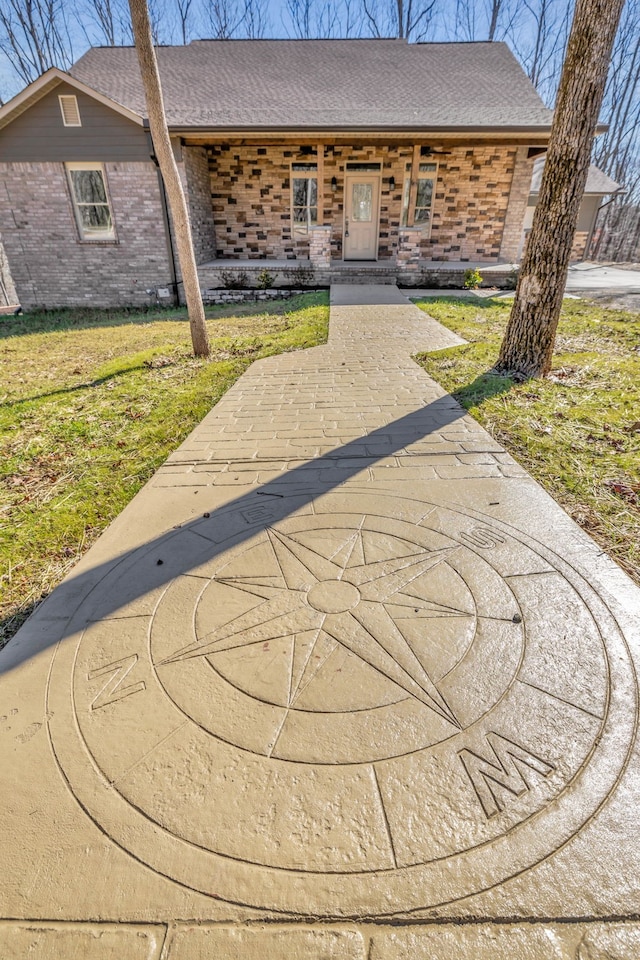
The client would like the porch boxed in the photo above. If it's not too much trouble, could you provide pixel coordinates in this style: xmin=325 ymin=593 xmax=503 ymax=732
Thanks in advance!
xmin=180 ymin=140 xmax=532 ymax=297
xmin=195 ymin=257 xmax=519 ymax=301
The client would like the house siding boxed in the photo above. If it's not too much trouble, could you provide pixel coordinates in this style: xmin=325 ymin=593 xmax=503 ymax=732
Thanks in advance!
xmin=522 ymin=194 xmax=601 ymax=262
xmin=0 ymin=161 xmax=171 ymax=307
xmin=206 ymin=141 xmax=530 ymax=263
xmin=0 ymin=83 xmax=150 ymax=162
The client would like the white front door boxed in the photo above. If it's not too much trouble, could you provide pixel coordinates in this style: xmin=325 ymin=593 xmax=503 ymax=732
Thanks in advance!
xmin=344 ymin=175 xmax=380 ymax=260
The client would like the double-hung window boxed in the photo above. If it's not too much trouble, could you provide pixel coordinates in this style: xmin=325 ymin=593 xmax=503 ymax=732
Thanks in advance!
xmin=66 ymin=162 xmax=115 ymax=241
xmin=402 ymin=161 xmax=437 ymax=231
xmin=291 ymin=163 xmax=318 ymax=235
xmin=414 ymin=162 xmax=437 ymax=225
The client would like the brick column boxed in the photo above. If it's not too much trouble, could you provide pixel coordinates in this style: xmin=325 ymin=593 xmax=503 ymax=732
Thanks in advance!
xmin=397 ymin=227 xmax=423 ymax=275
xmin=309 ymin=225 xmax=332 ymax=268
xmin=500 ymin=146 xmax=536 ymax=262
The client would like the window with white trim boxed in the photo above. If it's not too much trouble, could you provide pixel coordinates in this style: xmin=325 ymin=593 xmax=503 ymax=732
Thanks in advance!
xmin=59 ymin=95 xmax=81 ymax=126
xmin=401 ymin=163 xmax=412 ymax=226
xmin=401 ymin=161 xmax=437 ymax=230
xmin=414 ymin=162 xmax=437 ymax=224
xmin=66 ymin=163 xmax=115 ymax=240
xmin=291 ymin=163 xmax=318 ymax=235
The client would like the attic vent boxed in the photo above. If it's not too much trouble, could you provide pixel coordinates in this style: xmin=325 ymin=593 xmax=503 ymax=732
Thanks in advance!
xmin=59 ymin=95 xmax=81 ymax=127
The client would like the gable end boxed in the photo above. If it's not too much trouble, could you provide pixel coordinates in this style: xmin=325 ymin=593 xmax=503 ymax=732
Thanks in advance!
xmin=0 ymin=82 xmax=150 ymax=162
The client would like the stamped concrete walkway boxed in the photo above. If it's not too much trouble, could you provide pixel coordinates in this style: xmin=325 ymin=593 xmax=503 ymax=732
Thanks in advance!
xmin=1 ymin=286 xmax=640 ymax=959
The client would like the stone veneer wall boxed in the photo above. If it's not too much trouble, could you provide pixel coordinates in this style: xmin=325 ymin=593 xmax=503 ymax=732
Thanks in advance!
xmin=0 ymin=161 xmax=171 ymax=308
xmin=209 ymin=145 xmax=310 ymax=259
xmin=206 ymin=142 xmax=531 ymax=263
xmin=422 ymin=145 xmax=520 ymax=261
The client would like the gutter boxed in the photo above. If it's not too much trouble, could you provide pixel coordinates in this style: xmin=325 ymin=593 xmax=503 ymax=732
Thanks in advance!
xmin=145 ymin=122 xmax=179 ymax=306
xmin=167 ymin=124 xmax=557 ymax=138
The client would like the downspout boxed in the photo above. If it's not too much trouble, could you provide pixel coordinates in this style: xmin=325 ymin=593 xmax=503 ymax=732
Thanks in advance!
xmin=585 ymin=187 xmax=626 ymax=261
xmin=145 ymin=122 xmax=179 ymax=306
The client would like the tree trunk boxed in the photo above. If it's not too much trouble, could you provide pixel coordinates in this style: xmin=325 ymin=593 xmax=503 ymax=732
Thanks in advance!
xmin=127 ymin=0 xmax=210 ymax=357
xmin=495 ymin=0 xmax=625 ymax=379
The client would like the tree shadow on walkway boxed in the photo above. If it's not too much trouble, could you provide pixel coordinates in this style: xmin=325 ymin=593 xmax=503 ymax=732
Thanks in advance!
xmin=451 ymin=368 xmax=520 ymax=410
xmin=0 ymin=393 xmax=475 ymax=674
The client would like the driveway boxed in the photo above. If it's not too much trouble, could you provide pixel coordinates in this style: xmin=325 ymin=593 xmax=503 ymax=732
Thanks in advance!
xmin=565 ymin=262 xmax=640 ymax=309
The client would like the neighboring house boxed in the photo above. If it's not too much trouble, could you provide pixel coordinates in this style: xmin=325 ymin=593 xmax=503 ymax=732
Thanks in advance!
xmin=0 ymin=39 xmax=556 ymax=308
xmin=522 ymin=156 xmax=621 ymax=261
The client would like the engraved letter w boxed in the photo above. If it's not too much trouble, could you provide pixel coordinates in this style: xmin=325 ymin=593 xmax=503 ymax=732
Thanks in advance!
xmin=88 ymin=655 xmax=146 ymax=711
xmin=459 ymin=732 xmax=554 ymax=818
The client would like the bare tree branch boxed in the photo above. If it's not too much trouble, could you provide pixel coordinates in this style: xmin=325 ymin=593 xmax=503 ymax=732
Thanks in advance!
xmin=508 ymin=0 xmax=571 ymax=104
xmin=205 ymin=0 xmax=246 ymax=38
xmin=283 ymin=0 xmax=359 ymax=38
xmin=174 ymin=0 xmax=194 ymax=43
xmin=242 ymin=0 xmax=268 ymax=37
xmin=357 ymin=0 xmax=438 ymax=41
xmin=80 ymin=0 xmax=132 ymax=46
xmin=593 ymin=0 xmax=640 ymax=198
xmin=0 ymin=0 xmax=75 ymax=85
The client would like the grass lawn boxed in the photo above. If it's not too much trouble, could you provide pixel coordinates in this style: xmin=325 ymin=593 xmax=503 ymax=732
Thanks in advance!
xmin=414 ymin=295 xmax=640 ymax=587
xmin=0 ymin=293 xmax=329 ymax=648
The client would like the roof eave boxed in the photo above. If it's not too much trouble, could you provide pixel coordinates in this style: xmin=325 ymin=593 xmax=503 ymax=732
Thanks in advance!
xmin=170 ymin=123 xmax=554 ymax=139
xmin=0 ymin=67 xmax=144 ymax=132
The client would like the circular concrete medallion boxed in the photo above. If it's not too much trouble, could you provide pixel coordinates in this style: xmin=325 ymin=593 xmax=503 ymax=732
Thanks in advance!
xmin=48 ymin=490 xmax=637 ymax=917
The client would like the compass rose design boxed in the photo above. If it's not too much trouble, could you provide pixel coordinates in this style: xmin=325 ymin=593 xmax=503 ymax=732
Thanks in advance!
xmin=158 ymin=520 xmax=471 ymax=731
xmin=50 ymin=492 xmax=632 ymax=915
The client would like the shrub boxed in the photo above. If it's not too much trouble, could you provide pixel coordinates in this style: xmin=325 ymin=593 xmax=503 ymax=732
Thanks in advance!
xmin=289 ymin=265 xmax=315 ymax=287
xmin=463 ymin=268 xmax=483 ymax=289
xmin=257 ymin=269 xmax=275 ymax=290
xmin=220 ymin=269 xmax=248 ymax=289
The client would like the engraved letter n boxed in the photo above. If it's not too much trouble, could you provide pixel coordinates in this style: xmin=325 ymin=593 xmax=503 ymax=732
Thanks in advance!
xmin=88 ymin=655 xmax=146 ymax=711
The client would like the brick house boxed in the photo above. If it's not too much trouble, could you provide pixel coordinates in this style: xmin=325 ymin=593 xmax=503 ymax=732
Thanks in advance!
xmin=0 ymin=39 xmax=555 ymax=308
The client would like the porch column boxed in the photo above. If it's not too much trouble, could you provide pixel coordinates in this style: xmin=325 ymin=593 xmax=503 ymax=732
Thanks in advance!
xmin=317 ymin=142 xmax=324 ymax=224
xmin=500 ymin=146 xmax=535 ymax=262
xmin=397 ymin=227 xmax=423 ymax=276
xmin=309 ymin=225 xmax=332 ymax=270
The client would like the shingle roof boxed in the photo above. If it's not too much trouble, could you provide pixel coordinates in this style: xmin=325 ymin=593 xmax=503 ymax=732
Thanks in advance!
xmin=530 ymin=156 xmax=620 ymax=194
xmin=69 ymin=39 xmax=554 ymax=131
